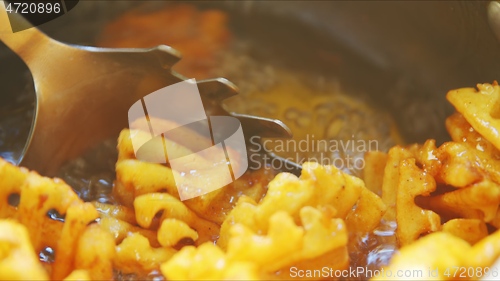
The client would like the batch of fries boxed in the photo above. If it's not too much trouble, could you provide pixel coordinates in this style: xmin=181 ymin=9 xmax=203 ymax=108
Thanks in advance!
xmin=2 ymin=82 xmax=500 ymax=280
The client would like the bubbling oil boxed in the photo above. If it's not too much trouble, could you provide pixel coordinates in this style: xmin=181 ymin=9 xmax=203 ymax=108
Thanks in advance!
xmin=219 ymin=50 xmax=401 ymax=177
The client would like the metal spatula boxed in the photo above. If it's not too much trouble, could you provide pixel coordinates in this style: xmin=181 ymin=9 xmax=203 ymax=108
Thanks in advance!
xmin=0 ymin=2 xmax=292 ymax=176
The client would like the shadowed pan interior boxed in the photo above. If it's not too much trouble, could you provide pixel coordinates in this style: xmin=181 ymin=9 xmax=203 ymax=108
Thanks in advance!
xmin=1 ymin=1 xmax=500 ymax=281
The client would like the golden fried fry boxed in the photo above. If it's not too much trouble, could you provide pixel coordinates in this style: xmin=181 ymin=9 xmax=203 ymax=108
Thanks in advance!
xmin=134 ymin=117 xmax=245 ymax=176
xmin=116 ymin=131 xmax=229 ymax=217
xmin=410 ymin=140 xmax=441 ymax=178
xmin=372 ymin=232 xmax=470 ymax=280
xmin=425 ymin=179 xmax=500 ymax=222
xmin=0 ymin=159 xmax=118 ymax=280
xmin=187 ymin=168 xmax=272 ymax=225
xmin=157 ymin=219 xmax=198 ymax=247
xmin=362 ymin=151 xmax=388 ymax=196
xmin=74 ymin=224 xmax=115 ymax=280
xmin=91 ymin=201 xmax=137 ymax=225
xmin=396 ymin=158 xmax=440 ymax=246
xmin=16 ymin=174 xmax=84 ymax=254
xmin=130 ymin=117 xmax=212 ymax=158
xmin=161 ymin=243 xmax=260 ymax=280
xmin=115 ymin=159 xmax=178 ymax=207
xmin=98 ymin=215 xmax=159 ymax=247
xmin=226 ymin=212 xmax=304 ymax=272
xmin=447 ymin=82 xmax=500 ymax=151
xmin=374 ymin=230 xmax=500 ymax=280
xmin=163 ymin=206 xmax=349 ymax=279
xmin=345 ymin=187 xmax=387 ymax=234
xmin=116 ymin=125 xmax=269 ymax=229
xmin=0 ymin=220 xmax=49 ymax=280
xmin=117 ymin=129 xmax=139 ymax=161
xmin=442 ymin=219 xmax=488 ymax=245
xmin=381 ymin=146 xmax=414 ymax=221
xmin=52 ymin=203 xmax=99 ymax=280
xmin=468 ymin=229 xmax=500 ymax=268
xmin=490 ymin=209 xmax=500 ymax=229
xmin=227 ymin=208 xmax=348 ymax=272
xmin=161 ymin=207 xmax=348 ymax=280
xmin=214 ymin=162 xmax=385 ymax=278
xmin=219 ymin=162 xmax=382 ymax=246
xmin=277 ymin=247 xmax=349 ymax=280
xmin=435 ymin=142 xmax=484 ymax=188
xmin=117 ymin=127 xmax=205 ymax=178
xmin=115 ymin=233 xmax=176 ymax=274
xmin=63 ymin=270 xmax=90 ymax=281
xmin=282 ymin=163 xmax=363 ymax=224
xmin=13 ymin=174 xmax=79 ymax=253
xmin=0 ymin=160 xmax=28 ymax=219
xmin=219 ymin=166 xmax=345 ymax=247
xmin=443 ymin=116 xmax=500 ymax=185
xmin=134 ymin=193 xmax=219 ymax=244
xmin=446 ymin=112 xmax=500 ymax=159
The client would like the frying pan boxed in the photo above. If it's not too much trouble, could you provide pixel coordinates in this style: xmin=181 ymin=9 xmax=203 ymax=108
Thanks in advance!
xmin=1 ymin=0 xmax=499 ymax=171
xmin=0 ymin=0 xmax=499 ymax=278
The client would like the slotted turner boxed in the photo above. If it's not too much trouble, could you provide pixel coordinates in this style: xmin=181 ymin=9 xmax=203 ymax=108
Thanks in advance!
xmin=0 ymin=2 xmax=292 ymax=176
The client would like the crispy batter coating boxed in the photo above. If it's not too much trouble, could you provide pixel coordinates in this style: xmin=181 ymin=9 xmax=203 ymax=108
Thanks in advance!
xmin=362 ymin=151 xmax=388 ymax=196
xmin=160 ymin=162 xmax=385 ymax=280
xmin=0 ymin=162 xmax=28 ymax=219
xmin=0 ymin=220 xmax=49 ymax=280
xmin=51 ymin=203 xmax=99 ymax=280
xmin=161 ymin=208 xmax=349 ymax=280
xmin=219 ymin=162 xmax=383 ymax=246
xmin=380 ymin=146 xmax=414 ymax=222
xmin=157 ymin=219 xmax=199 ymax=247
xmin=396 ymin=158 xmax=441 ymax=246
xmin=376 ymin=143 xmax=439 ymax=247
xmin=442 ymin=219 xmax=488 ymax=245
xmin=134 ymin=193 xmax=219 ymax=244
xmin=16 ymin=174 xmax=81 ymax=253
xmin=0 ymin=159 xmax=114 ymax=280
xmin=446 ymin=112 xmax=500 ymax=164
xmin=346 ymin=186 xmax=387 ymax=234
xmin=426 ymin=179 xmax=500 ymax=222
xmin=98 ymin=215 xmax=159 ymax=247
xmin=63 ymin=270 xmax=90 ymax=281
xmin=74 ymin=224 xmax=115 ymax=280
xmin=115 ymin=158 xmax=179 ymax=208
xmin=91 ymin=202 xmax=137 ymax=225
xmin=226 ymin=208 xmax=348 ymax=272
xmin=160 ymin=243 xmax=260 ymax=280
xmin=373 ymin=231 xmax=500 ymax=280
xmin=115 ymin=233 xmax=176 ymax=274
xmin=447 ymin=82 xmax=500 ymax=152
